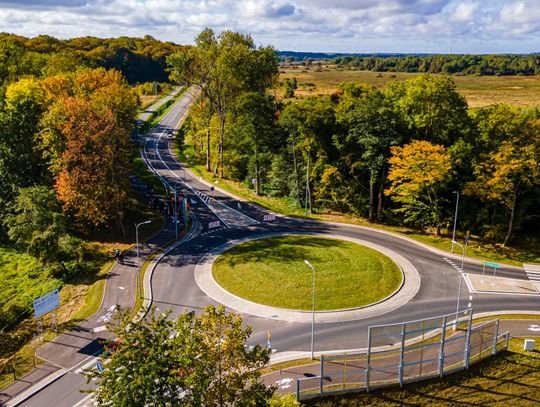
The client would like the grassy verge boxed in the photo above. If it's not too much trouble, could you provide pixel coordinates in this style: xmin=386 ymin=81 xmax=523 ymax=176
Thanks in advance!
xmin=175 ymin=141 xmax=539 ymax=268
xmin=212 ymin=236 xmax=401 ymax=310
xmin=302 ymin=338 xmax=540 ymax=406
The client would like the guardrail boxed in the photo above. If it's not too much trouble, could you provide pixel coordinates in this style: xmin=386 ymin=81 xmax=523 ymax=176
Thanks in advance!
xmin=296 ymin=311 xmax=509 ymax=401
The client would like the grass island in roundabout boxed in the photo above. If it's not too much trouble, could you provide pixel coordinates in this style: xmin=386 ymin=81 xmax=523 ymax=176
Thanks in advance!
xmin=212 ymin=235 xmax=403 ymax=311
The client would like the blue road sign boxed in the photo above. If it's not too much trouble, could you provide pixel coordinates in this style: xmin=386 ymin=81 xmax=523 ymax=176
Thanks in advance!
xmin=96 ymin=361 xmax=104 ymax=373
xmin=33 ymin=289 xmax=60 ymax=319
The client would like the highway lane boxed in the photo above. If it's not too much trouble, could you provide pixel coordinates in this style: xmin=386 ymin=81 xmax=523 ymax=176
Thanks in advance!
xmin=148 ymin=90 xmax=540 ymax=355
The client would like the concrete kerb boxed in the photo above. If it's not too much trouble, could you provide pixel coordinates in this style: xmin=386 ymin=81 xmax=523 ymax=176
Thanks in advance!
xmin=135 ymin=215 xmax=202 ymax=323
xmin=194 ymin=232 xmax=420 ymax=323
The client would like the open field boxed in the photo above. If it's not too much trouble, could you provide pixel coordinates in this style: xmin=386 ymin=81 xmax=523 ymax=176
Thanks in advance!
xmin=303 ymin=338 xmax=540 ymax=406
xmin=212 ymin=236 xmax=402 ymax=311
xmin=279 ymin=66 xmax=540 ymax=108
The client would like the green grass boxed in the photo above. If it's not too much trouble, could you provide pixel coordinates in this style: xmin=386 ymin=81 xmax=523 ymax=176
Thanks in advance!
xmin=0 ymin=248 xmax=62 ymax=327
xmin=303 ymin=338 xmax=540 ymax=406
xmin=212 ymin=236 xmax=402 ymax=311
xmin=132 ymin=155 xmax=167 ymax=196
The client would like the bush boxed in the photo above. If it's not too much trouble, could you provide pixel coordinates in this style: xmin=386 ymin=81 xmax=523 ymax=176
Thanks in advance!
xmin=48 ymin=260 xmax=88 ymax=282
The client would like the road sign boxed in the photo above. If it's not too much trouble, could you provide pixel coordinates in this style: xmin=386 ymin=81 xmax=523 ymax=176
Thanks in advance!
xmin=96 ymin=361 xmax=104 ymax=373
xmin=33 ymin=289 xmax=60 ymax=319
xmin=210 ymin=186 xmax=215 ymax=191
xmin=251 ymin=178 xmax=257 ymax=185
xmin=484 ymin=261 xmax=501 ymax=268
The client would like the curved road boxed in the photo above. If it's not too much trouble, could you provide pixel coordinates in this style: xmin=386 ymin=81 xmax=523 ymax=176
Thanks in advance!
xmin=148 ymin=90 xmax=540 ymax=354
xmin=13 ymin=90 xmax=540 ymax=407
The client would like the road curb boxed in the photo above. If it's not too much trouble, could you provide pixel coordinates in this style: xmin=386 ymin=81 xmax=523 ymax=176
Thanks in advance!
xmin=194 ymin=232 xmax=420 ymax=323
xmin=6 ymin=368 xmax=68 ymax=407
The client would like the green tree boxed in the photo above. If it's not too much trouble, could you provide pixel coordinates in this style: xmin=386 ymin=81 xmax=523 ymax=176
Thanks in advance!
xmin=229 ymin=92 xmax=277 ymax=194
xmin=465 ymin=115 xmax=540 ymax=246
xmin=0 ymin=78 xmax=49 ymax=221
xmin=167 ymin=28 xmax=278 ymax=177
xmin=87 ymin=306 xmax=273 ymax=406
xmin=385 ymin=140 xmax=452 ymax=235
xmin=335 ymin=87 xmax=405 ymax=221
xmin=388 ymin=74 xmax=469 ymax=145
xmin=4 ymin=186 xmax=65 ymax=260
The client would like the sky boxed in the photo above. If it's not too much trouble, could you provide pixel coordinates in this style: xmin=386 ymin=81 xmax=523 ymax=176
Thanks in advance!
xmin=0 ymin=0 xmax=539 ymax=54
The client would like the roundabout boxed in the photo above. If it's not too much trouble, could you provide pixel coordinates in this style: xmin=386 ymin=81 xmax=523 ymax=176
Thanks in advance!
xmin=194 ymin=232 xmax=420 ymax=323
xmin=212 ymin=235 xmax=403 ymax=311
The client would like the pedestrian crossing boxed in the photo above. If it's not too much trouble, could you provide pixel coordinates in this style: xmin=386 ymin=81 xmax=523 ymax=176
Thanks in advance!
xmin=524 ymin=264 xmax=540 ymax=282
xmin=443 ymin=257 xmax=462 ymax=272
xmin=201 ymin=226 xmax=228 ymax=236
xmin=194 ymin=189 xmax=211 ymax=204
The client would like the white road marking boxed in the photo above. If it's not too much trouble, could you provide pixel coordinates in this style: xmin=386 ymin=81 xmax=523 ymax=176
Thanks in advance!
xmin=528 ymin=325 xmax=540 ymax=332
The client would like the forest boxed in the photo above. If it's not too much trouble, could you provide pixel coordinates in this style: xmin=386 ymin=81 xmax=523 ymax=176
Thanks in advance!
xmin=331 ymin=54 xmax=540 ymax=76
xmin=0 ymin=32 xmax=187 ymax=88
xmin=168 ymin=31 xmax=540 ymax=249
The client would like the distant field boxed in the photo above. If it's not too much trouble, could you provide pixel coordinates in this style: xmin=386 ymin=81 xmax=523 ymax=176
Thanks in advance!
xmin=279 ymin=66 xmax=540 ymax=108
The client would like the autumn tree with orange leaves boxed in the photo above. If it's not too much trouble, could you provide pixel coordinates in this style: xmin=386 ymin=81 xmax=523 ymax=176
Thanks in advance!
xmin=48 ymin=69 xmax=138 ymax=234
xmin=385 ymin=140 xmax=452 ymax=236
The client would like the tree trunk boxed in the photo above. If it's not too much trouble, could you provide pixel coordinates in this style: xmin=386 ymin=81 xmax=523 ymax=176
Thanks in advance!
xmin=206 ymin=127 xmax=211 ymax=172
xmin=291 ymin=140 xmax=302 ymax=208
xmin=368 ymin=172 xmax=375 ymax=222
xmin=503 ymin=183 xmax=520 ymax=247
xmin=305 ymin=154 xmax=311 ymax=214
xmin=218 ymin=113 xmax=225 ymax=178
xmin=377 ymin=171 xmax=385 ymax=222
xmin=255 ymin=145 xmax=260 ymax=195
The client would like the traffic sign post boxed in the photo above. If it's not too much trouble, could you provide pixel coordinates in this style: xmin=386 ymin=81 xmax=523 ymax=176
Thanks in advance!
xmin=482 ymin=261 xmax=501 ymax=277
xmin=33 ymin=289 xmax=60 ymax=319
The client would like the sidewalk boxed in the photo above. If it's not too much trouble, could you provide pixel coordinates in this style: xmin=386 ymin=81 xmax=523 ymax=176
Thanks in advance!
xmin=0 ymin=176 xmax=176 ymax=406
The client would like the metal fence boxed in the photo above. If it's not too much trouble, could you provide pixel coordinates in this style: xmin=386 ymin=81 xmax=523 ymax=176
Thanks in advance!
xmin=297 ymin=309 xmax=510 ymax=401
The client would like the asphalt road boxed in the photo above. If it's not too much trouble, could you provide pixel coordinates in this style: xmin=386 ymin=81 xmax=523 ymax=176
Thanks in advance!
xmin=148 ymin=91 xmax=540 ymax=354
xmin=13 ymin=90 xmax=540 ymax=407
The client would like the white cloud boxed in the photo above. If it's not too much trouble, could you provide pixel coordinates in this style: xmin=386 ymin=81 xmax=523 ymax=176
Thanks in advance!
xmin=0 ymin=0 xmax=538 ymax=53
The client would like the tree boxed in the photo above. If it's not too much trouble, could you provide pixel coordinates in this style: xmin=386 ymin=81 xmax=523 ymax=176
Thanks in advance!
xmin=87 ymin=306 xmax=273 ymax=406
xmin=385 ymin=140 xmax=452 ymax=235
xmin=465 ymin=115 xmax=540 ymax=246
xmin=167 ymin=28 xmax=278 ymax=177
xmin=55 ymin=98 xmax=131 ymax=233
xmin=4 ymin=186 xmax=65 ymax=260
xmin=229 ymin=92 xmax=277 ymax=194
xmin=388 ymin=74 xmax=469 ymax=145
xmin=0 ymin=78 xmax=49 ymax=221
xmin=335 ymin=87 xmax=405 ymax=221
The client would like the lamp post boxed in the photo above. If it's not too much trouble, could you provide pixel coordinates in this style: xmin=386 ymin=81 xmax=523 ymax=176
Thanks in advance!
xmin=451 ymin=191 xmax=459 ymax=253
xmin=452 ymin=240 xmax=466 ymax=325
xmin=136 ymin=220 xmax=152 ymax=298
xmin=304 ymin=260 xmax=316 ymax=359
xmin=172 ymin=182 xmax=183 ymax=241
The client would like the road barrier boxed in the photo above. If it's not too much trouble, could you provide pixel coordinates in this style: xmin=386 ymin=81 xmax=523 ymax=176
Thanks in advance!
xmin=296 ymin=309 xmax=509 ymax=401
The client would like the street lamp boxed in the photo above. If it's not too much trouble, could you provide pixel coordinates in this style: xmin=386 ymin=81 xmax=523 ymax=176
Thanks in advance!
xmin=451 ymin=191 xmax=459 ymax=253
xmin=304 ymin=259 xmax=316 ymax=359
xmin=136 ymin=220 xmax=152 ymax=295
xmin=172 ymin=182 xmax=184 ymax=241
xmin=452 ymin=240 xmax=466 ymax=325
